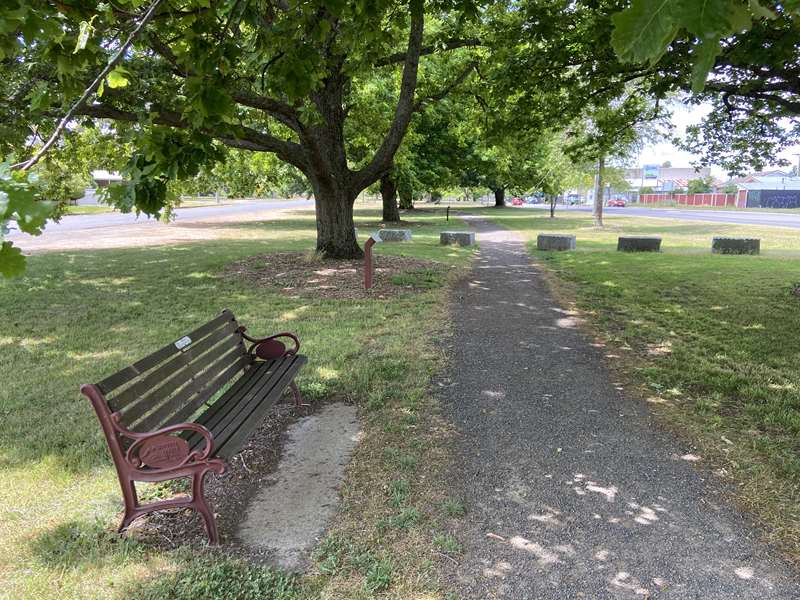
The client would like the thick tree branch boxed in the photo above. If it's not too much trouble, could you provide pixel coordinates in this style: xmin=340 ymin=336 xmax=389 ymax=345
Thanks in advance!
xmin=144 ymin=33 xmax=304 ymax=131
xmin=374 ymin=38 xmax=480 ymax=67
xmin=231 ymin=90 xmax=304 ymax=132
xmin=413 ymin=62 xmax=476 ymax=111
xmin=705 ymin=82 xmax=800 ymax=116
xmin=76 ymin=103 xmax=307 ymax=169
xmin=352 ymin=0 xmax=425 ymax=192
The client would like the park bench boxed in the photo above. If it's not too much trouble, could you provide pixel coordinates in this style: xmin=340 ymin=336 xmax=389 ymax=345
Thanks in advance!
xmin=80 ymin=309 xmax=307 ymax=544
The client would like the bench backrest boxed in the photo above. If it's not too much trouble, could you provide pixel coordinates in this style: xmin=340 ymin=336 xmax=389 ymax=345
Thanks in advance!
xmin=96 ymin=310 xmax=250 ymax=432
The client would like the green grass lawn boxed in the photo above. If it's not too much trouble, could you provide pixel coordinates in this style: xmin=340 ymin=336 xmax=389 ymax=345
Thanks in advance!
xmin=64 ymin=205 xmax=115 ymax=215
xmin=0 ymin=208 xmax=475 ymax=599
xmin=474 ymin=207 xmax=800 ymax=561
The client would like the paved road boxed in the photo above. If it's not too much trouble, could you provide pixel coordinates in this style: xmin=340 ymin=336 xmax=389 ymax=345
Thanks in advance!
xmin=438 ymin=217 xmax=799 ymax=599
xmin=524 ymin=205 xmax=800 ymax=229
xmin=7 ymin=199 xmax=313 ymax=238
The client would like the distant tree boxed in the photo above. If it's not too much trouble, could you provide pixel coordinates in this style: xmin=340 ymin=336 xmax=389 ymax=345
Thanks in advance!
xmin=687 ymin=177 xmax=713 ymax=194
xmin=176 ymin=149 xmax=306 ymax=199
xmin=661 ymin=160 xmax=672 ymax=168
xmin=565 ymin=96 xmax=666 ymax=226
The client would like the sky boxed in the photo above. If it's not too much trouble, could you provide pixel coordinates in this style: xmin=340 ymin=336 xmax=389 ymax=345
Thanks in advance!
xmin=635 ymin=101 xmax=800 ymax=180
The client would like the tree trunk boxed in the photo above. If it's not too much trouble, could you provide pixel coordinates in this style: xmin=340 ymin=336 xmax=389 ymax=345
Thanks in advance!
xmin=593 ymin=155 xmax=605 ymax=227
xmin=311 ymin=175 xmax=362 ymax=259
xmin=494 ymin=187 xmax=505 ymax=207
xmin=549 ymin=194 xmax=556 ymax=218
xmin=380 ymin=174 xmax=400 ymax=222
xmin=398 ymin=184 xmax=414 ymax=209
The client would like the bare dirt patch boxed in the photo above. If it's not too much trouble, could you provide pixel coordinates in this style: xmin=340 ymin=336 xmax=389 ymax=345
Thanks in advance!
xmin=224 ymin=251 xmax=449 ymax=299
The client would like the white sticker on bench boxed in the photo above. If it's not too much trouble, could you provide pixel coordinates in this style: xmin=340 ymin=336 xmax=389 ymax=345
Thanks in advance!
xmin=175 ymin=336 xmax=192 ymax=350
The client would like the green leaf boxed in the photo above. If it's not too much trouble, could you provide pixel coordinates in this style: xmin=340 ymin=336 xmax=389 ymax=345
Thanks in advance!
xmin=611 ymin=0 xmax=681 ymax=64
xmin=107 ymin=67 xmax=129 ymax=89
xmin=690 ymin=37 xmax=721 ymax=92
xmin=9 ymin=192 xmax=54 ymax=234
xmin=74 ymin=17 xmax=96 ymax=53
xmin=0 ymin=241 xmax=25 ymax=278
xmin=749 ymin=0 xmax=776 ymax=20
xmin=26 ymin=81 xmax=51 ymax=112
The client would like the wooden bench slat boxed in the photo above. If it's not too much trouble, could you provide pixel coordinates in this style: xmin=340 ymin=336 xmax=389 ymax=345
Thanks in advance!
xmin=188 ymin=361 xmax=277 ymax=445
xmin=114 ymin=332 xmax=242 ymax=423
xmin=194 ymin=356 xmax=299 ymax=448
xmin=214 ymin=356 xmax=307 ymax=459
xmin=118 ymin=336 xmax=244 ymax=427
xmin=176 ymin=361 xmax=268 ymax=427
xmin=129 ymin=348 xmax=248 ymax=432
xmin=188 ymin=360 xmax=280 ymax=430
xmin=112 ymin=321 xmax=243 ymax=414
xmin=98 ymin=311 xmax=236 ymax=394
xmin=158 ymin=356 xmax=253 ymax=431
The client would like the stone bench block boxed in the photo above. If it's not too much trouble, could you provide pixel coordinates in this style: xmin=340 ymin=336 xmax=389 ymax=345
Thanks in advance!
xmin=712 ymin=237 xmax=760 ymax=255
xmin=440 ymin=231 xmax=476 ymax=246
xmin=537 ymin=234 xmax=576 ymax=251
xmin=377 ymin=229 xmax=412 ymax=242
xmin=617 ymin=236 xmax=662 ymax=252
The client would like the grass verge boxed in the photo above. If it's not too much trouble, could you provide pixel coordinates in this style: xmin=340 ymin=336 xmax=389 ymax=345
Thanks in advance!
xmin=473 ymin=207 xmax=800 ymax=563
xmin=0 ymin=207 xmax=475 ymax=598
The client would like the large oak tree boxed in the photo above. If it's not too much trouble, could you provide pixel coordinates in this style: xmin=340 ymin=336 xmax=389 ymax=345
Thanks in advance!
xmin=1 ymin=0 xmax=480 ymax=258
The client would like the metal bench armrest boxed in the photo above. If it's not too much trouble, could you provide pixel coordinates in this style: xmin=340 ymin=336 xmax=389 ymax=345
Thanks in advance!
xmin=110 ymin=414 xmax=216 ymax=471
xmin=237 ymin=326 xmax=300 ymax=356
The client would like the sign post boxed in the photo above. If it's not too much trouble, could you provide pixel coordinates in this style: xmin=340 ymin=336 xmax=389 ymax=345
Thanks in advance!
xmin=364 ymin=233 xmax=382 ymax=290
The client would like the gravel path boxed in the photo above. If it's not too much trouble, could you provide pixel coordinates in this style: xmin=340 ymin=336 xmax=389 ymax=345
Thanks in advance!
xmin=439 ymin=217 xmax=800 ymax=599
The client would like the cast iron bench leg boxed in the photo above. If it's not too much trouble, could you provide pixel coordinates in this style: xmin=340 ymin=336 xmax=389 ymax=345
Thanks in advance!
xmin=192 ymin=468 xmax=220 ymax=544
xmin=290 ymin=381 xmax=309 ymax=408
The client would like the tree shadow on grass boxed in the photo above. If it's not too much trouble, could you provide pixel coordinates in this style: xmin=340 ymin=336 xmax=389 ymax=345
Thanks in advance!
xmin=29 ymin=518 xmax=144 ymax=570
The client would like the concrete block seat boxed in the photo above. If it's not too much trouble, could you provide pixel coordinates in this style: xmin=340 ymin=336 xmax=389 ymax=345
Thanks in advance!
xmin=617 ymin=236 xmax=662 ymax=252
xmin=712 ymin=237 xmax=760 ymax=255
xmin=537 ymin=234 xmax=576 ymax=251
xmin=440 ymin=231 xmax=476 ymax=246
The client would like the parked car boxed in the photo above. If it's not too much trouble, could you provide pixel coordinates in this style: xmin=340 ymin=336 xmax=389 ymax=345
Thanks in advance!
xmin=607 ymin=198 xmax=626 ymax=207
xmin=511 ymin=196 xmax=524 ymax=206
